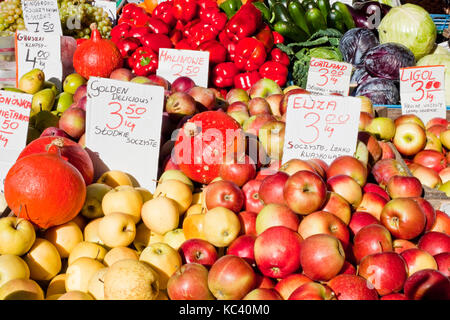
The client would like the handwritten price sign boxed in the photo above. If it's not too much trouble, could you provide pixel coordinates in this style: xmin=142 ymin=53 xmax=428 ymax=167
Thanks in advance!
xmin=85 ymin=77 xmax=165 ymax=193
xmin=282 ymin=94 xmax=361 ymax=165
xmin=157 ymin=48 xmax=209 ymax=87
xmin=21 ymin=0 xmax=62 ymax=35
xmin=306 ymin=58 xmax=352 ymax=96
xmin=15 ymin=31 xmax=63 ymax=90
xmin=0 ymin=91 xmax=33 ymax=193
xmin=400 ymin=65 xmax=446 ymax=125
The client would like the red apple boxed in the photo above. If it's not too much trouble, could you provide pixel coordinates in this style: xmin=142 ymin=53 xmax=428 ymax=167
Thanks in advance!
xmin=265 ymin=93 xmax=284 ymax=117
xmin=279 ymin=88 xmax=310 ymax=115
xmin=394 ymin=114 xmax=425 ymax=129
xmin=242 ymin=114 xmax=276 ymax=136
xmin=179 ymin=238 xmax=218 ymax=268
xmin=393 ymin=123 xmax=427 ymax=156
xmin=427 ymin=124 xmax=447 ymax=139
xmin=359 ymin=112 xmax=374 ymax=131
xmin=40 ymin=127 xmax=70 ymax=139
xmin=393 ymin=239 xmax=417 ymax=254
xmin=434 ymin=252 xmax=450 ymax=277
xmin=380 ymin=293 xmax=409 ymax=300
xmin=358 ymin=131 xmax=382 ymax=165
xmin=403 ymin=269 xmax=450 ymax=300
xmin=254 ymin=274 xmax=276 ymax=289
xmin=288 ymin=282 xmax=335 ymax=300
xmin=274 ymin=274 xmax=312 ymax=300
xmin=379 ymin=141 xmax=396 ymax=159
xmin=256 ymin=204 xmax=300 ymax=235
xmin=188 ymin=86 xmax=216 ymax=110
xmin=321 ymin=192 xmax=352 ymax=225
xmin=371 ymin=159 xmax=409 ymax=188
xmin=400 ymin=248 xmax=438 ymax=277
xmin=413 ymin=150 xmax=447 ymax=173
xmin=237 ymin=211 xmax=257 ymax=236
xmin=171 ymin=76 xmax=195 ymax=93
xmin=226 ymin=88 xmax=250 ymax=105
xmin=380 ymin=198 xmax=426 ymax=240
xmin=408 ymin=163 xmax=443 ymax=189
xmin=326 ymin=155 xmax=368 ymax=187
xmin=165 ymin=92 xmax=197 ymax=120
xmin=226 ymin=235 xmax=256 ymax=266
xmin=363 ymin=183 xmax=390 ymax=202
xmin=207 ymin=255 xmax=256 ymax=300
xmin=146 ymin=74 xmax=171 ymax=90
xmin=242 ymin=179 xmax=264 ymax=214
xmin=412 ymin=198 xmax=436 ymax=232
xmin=248 ymin=97 xmax=271 ymax=116
xmin=300 ymin=234 xmax=345 ymax=281
xmin=348 ymin=212 xmax=381 ymax=237
xmin=227 ymin=101 xmax=248 ymax=113
xmin=167 ymin=263 xmax=214 ymax=300
xmin=219 ymin=155 xmax=256 ymax=187
xmin=255 ymin=159 xmax=281 ymax=180
xmin=327 ymin=175 xmax=362 ymax=208
xmin=386 ymin=175 xmax=423 ymax=199
xmin=204 ymin=180 xmax=244 ymax=213
xmin=327 ymin=274 xmax=379 ymax=300
xmin=258 ymin=120 xmax=285 ymax=161
xmin=259 ymin=171 xmax=289 ymax=206
xmin=439 ymin=167 xmax=450 ymax=184
xmin=352 ymin=224 xmax=393 ymax=263
xmin=58 ymin=107 xmax=85 ymax=140
xmin=284 ymin=170 xmax=327 ymax=215
xmin=418 ymin=231 xmax=450 ymax=256
xmin=355 ymin=192 xmax=388 ymax=220
xmin=298 ymin=211 xmax=349 ymax=248
xmin=431 ymin=210 xmax=450 ymax=234
xmin=358 ymin=252 xmax=408 ymax=296
xmin=306 ymin=159 xmax=326 ymax=179
xmin=254 ymin=226 xmax=303 ymax=279
xmin=279 ymin=159 xmax=316 ymax=176
xmin=242 ymin=288 xmax=282 ymax=300
xmin=426 ymin=117 xmax=448 ymax=130
xmin=339 ymin=261 xmax=356 ymax=275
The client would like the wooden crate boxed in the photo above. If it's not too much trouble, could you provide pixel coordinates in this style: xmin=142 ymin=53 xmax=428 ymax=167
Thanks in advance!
xmin=374 ymin=106 xmax=450 ymax=122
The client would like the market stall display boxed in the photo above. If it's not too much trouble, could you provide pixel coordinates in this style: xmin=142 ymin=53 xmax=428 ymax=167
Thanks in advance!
xmin=0 ymin=0 xmax=449 ymax=302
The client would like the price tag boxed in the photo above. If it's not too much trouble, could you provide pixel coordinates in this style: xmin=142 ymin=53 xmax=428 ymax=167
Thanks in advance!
xmin=93 ymin=1 xmax=117 ymax=25
xmin=15 ymin=31 xmax=63 ymax=90
xmin=282 ymin=94 xmax=361 ymax=165
xmin=157 ymin=49 xmax=210 ymax=87
xmin=400 ymin=65 xmax=446 ymax=125
xmin=306 ymin=58 xmax=352 ymax=96
xmin=21 ymin=0 xmax=63 ymax=35
xmin=85 ymin=77 xmax=165 ymax=193
xmin=0 ymin=91 xmax=33 ymax=193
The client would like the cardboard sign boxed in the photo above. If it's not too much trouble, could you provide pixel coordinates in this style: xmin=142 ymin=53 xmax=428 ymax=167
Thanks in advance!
xmin=400 ymin=65 xmax=446 ymax=125
xmin=306 ymin=58 xmax=352 ymax=96
xmin=157 ymin=49 xmax=209 ymax=87
xmin=21 ymin=0 xmax=63 ymax=35
xmin=85 ymin=77 xmax=165 ymax=193
xmin=0 ymin=91 xmax=33 ymax=193
xmin=282 ymin=94 xmax=361 ymax=165
xmin=93 ymin=1 xmax=118 ymax=25
xmin=15 ymin=31 xmax=63 ymax=90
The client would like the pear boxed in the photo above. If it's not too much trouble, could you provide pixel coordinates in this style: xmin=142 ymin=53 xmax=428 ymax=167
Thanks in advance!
xmin=26 ymin=126 xmax=42 ymax=144
xmin=42 ymin=81 xmax=59 ymax=97
xmin=18 ymin=69 xmax=45 ymax=94
xmin=2 ymin=87 xmax=24 ymax=93
xmin=31 ymin=110 xmax=59 ymax=132
xmin=31 ymin=88 xmax=56 ymax=117
xmin=55 ymin=92 xmax=74 ymax=114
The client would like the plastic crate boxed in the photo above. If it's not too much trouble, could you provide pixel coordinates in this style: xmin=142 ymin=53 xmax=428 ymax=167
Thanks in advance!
xmin=431 ymin=14 xmax=450 ymax=34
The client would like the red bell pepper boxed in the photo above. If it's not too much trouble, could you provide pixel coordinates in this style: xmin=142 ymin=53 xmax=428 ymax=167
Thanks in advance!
xmin=197 ymin=0 xmax=218 ymax=11
xmin=116 ymin=37 xmax=141 ymax=58
xmin=110 ymin=23 xmax=131 ymax=42
xmin=272 ymin=31 xmax=284 ymax=44
xmin=152 ymin=1 xmax=177 ymax=28
xmin=118 ymin=4 xmax=150 ymax=27
xmin=169 ymin=29 xmax=183 ymax=46
xmin=175 ymin=39 xmax=194 ymax=50
xmin=234 ymin=71 xmax=261 ymax=91
xmin=146 ymin=17 xmax=170 ymax=35
xmin=255 ymin=24 xmax=274 ymax=53
xmin=234 ymin=37 xmax=267 ymax=72
xmin=172 ymin=0 xmax=198 ymax=23
xmin=270 ymin=48 xmax=290 ymax=67
xmin=199 ymin=5 xmax=227 ymax=32
xmin=183 ymin=19 xmax=201 ymax=38
xmin=140 ymin=33 xmax=173 ymax=53
xmin=219 ymin=30 xmax=237 ymax=61
xmin=128 ymin=47 xmax=159 ymax=76
xmin=186 ymin=21 xmax=219 ymax=48
xmin=128 ymin=26 xmax=151 ymax=40
xmin=224 ymin=3 xmax=262 ymax=42
xmin=212 ymin=62 xmax=239 ymax=88
xmin=198 ymin=40 xmax=227 ymax=65
xmin=258 ymin=61 xmax=288 ymax=87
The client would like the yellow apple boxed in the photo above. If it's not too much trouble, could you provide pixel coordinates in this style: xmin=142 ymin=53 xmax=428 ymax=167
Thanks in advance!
xmin=97 ymin=170 xmax=133 ymax=188
xmin=46 ymin=294 xmax=63 ymax=300
xmin=104 ymin=259 xmax=159 ymax=300
xmin=81 ymin=183 xmax=113 ymax=219
xmin=158 ymin=170 xmax=194 ymax=191
xmin=24 ymin=238 xmax=61 ymax=281
xmin=44 ymin=221 xmax=84 ymax=258
xmin=203 ymin=207 xmax=240 ymax=247
xmin=182 ymin=213 xmax=207 ymax=241
xmin=104 ymin=247 xmax=139 ymax=267
xmin=71 ymin=214 xmax=87 ymax=231
xmin=154 ymin=179 xmax=193 ymax=214
xmin=102 ymin=185 xmax=143 ymax=223
xmin=83 ymin=218 xmax=107 ymax=247
xmin=126 ymin=173 xmax=141 ymax=187
xmin=163 ymin=229 xmax=186 ymax=250
xmin=139 ymin=242 xmax=182 ymax=290
xmin=46 ymin=273 xmax=67 ymax=297
xmin=133 ymin=223 xmax=164 ymax=253
xmin=98 ymin=212 xmax=136 ymax=248
xmin=440 ymin=129 xmax=450 ymax=149
xmin=0 ymin=278 xmax=44 ymax=300
xmin=135 ymin=187 xmax=153 ymax=202
xmin=0 ymin=217 xmax=36 ymax=256
xmin=68 ymin=241 xmax=108 ymax=265
xmin=191 ymin=192 xmax=204 ymax=205
xmin=65 ymin=257 xmax=105 ymax=293
xmin=88 ymin=267 xmax=108 ymax=300
xmin=0 ymin=255 xmax=30 ymax=287
xmin=58 ymin=290 xmax=94 ymax=300
xmin=141 ymin=196 xmax=179 ymax=235
xmin=185 ymin=203 xmax=205 ymax=216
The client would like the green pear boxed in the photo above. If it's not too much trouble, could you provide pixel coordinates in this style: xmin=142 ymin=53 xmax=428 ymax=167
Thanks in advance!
xmin=18 ymin=69 xmax=45 ymax=94
xmin=42 ymin=81 xmax=59 ymax=97
xmin=63 ymin=73 xmax=86 ymax=94
xmin=31 ymin=89 xmax=56 ymax=117
xmin=26 ymin=126 xmax=41 ymax=144
xmin=2 ymin=87 xmax=24 ymax=93
xmin=55 ymin=92 xmax=73 ymax=114
xmin=31 ymin=110 xmax=59 ymax=132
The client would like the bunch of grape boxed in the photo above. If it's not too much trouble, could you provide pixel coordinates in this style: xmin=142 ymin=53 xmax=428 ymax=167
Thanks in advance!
xmin=0 ymin=0 xmax=25 ymax=33
xmin=59 ymin=0 xmax=112 ymax=39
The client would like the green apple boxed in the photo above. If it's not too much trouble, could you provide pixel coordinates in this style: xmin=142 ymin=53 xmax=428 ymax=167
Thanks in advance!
xmin=0 ymin=217 xmax=36 ymax=256
xmin=228 ymin=111 xmax=250 ymax=127
xmin=63 ymin=73 xmax=87 ymax=95
xmin=81 ymin=183 xmax=113 ymax=219
xmin=0 ymin=255 xmax=30 ymax=287
xmin=438 ymin=181 xmax=450 ymax=196
xmin=55 ymin=92 xmax=74 ymax=114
